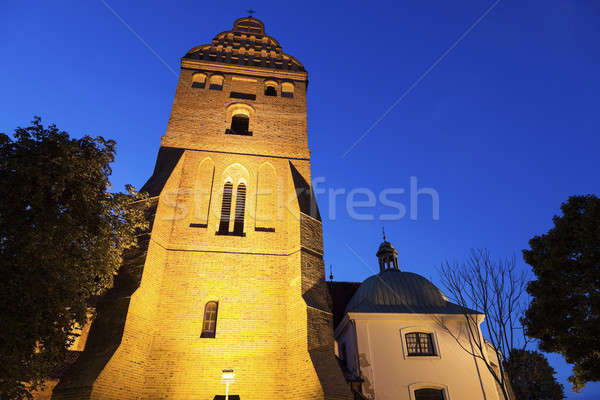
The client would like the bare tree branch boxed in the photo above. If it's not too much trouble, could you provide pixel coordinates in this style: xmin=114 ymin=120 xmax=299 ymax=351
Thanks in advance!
xmin=435 ymin=249 xmax=529 ymax=400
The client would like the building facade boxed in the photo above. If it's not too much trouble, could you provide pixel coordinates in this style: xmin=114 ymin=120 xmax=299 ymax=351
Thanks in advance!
xmin=51 ymin=16 xmax=351 ymax=400
xmin=330 ymin=239 xmax=505 ymax=400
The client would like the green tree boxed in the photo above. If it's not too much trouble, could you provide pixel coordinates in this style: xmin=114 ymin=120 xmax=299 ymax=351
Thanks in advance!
xmin=0 ymin=117 xmax=148 ymax=399
xmin=523 ymin=195 xmax=600 ymax=392
xmin=505 ymin=349 xmax=565 ymax=400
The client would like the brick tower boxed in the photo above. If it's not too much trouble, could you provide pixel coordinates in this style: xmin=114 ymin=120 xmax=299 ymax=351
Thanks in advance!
xmin=53 ymin=16 xmax=351 ymax=400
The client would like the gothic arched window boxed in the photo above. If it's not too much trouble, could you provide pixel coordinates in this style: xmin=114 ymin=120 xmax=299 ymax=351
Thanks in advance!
xmin=233 ymin=183 xmax=246 ymax=235
xmin=201 ymin=301 xmax=218 ymax=338
xmin=218 ymin=182 xmax=233 ymax=234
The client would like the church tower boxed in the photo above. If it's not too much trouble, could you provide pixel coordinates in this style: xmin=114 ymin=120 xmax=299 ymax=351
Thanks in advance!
xmin=53 ymin=16 xmax=351 ymax=400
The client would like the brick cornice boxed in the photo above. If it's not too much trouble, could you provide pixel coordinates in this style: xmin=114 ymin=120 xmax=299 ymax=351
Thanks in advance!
xmin=181 ymin=59 xmax=308 ymax=82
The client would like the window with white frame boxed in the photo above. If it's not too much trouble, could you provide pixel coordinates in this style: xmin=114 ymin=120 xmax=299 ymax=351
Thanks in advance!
xmin=405 ymin=332 xmax=435 ymax=356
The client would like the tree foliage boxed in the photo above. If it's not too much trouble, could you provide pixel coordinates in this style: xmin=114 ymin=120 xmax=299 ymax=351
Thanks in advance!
xmin=504 ymin=349 xmax=565 ymax=400
xmin=523 ymin=194 xmax=600 ymax=392
xmin=0 ymin=117 xmax=148 ymax=399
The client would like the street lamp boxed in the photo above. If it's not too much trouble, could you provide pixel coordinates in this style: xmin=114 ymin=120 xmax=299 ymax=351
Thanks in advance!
xmin=221 ymin=369 xmax=235 ymax=400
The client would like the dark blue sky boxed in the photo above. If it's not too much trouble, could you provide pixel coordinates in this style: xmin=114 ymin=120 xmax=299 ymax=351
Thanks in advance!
xmin=2 ymin=0 xmax=599 ymax=397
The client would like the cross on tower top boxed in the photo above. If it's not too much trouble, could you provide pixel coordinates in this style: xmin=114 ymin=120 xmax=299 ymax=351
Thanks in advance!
xmin=246 ymin=9 xmax=256 ymax=17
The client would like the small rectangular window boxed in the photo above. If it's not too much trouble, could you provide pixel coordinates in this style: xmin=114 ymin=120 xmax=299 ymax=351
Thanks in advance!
xmin=255 ymin=227 xmax=275 ymax=232
xmin=229 ymin=92 xmax=256 ymax=100
xmin=281 ymin=91 xmax=293 ymax=98
xmin=406 ymin=332 xmax=435 ymax=356
xmin=414 ymin=388 xmax=445 ymax=400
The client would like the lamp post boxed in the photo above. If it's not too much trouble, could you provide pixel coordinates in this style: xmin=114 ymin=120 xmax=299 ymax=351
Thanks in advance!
xmin=221 ymin=369 xmax=235 ymax=400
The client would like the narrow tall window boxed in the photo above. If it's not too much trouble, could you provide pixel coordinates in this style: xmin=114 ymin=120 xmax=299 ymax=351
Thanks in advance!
xmin=218 ymin=182 xmax=233 ymax=233
xmin=233 ymin=183 xmax=246 ymax=234
xmin=405 ymin=332 xmax=435 ymax=356
xmin=414 ymin=388 xmax=444 ymax=400
xmin=201 ymin=301 xmax=218 ymax=338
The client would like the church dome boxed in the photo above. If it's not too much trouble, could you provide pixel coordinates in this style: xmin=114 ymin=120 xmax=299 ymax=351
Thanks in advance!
xmin=345 ymin=269 xmax=449 ymax=314
xmin=344 ymin=235 xmax=476 ymax=315
xmin=376 ymin=240 xmax=395 ymax=255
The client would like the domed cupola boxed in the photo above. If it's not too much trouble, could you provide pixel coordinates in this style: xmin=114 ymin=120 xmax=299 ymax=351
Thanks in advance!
xmin=376 ymin=229 xmax=399 ymax=272
xmin=345 ymin=235 xmax=472 ymax=315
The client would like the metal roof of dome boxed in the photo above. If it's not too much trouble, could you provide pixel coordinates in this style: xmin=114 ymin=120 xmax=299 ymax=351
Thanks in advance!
xmin=376 ymin=240 xmax=395 ymax=254
xmin=345 ymin=269 xmax=478 ymax=315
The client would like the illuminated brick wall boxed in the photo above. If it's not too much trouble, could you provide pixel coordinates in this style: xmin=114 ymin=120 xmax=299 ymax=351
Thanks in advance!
xmin=50 ymin=17 xmax=351 ymax=400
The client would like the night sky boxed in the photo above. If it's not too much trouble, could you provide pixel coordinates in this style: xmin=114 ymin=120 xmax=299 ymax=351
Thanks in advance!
xmin=2 ymin=0 xmax=599 ymax=397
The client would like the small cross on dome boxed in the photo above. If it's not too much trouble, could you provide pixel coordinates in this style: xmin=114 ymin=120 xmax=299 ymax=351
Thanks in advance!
xmin=246 ymin=9 xmax=256 ymax=17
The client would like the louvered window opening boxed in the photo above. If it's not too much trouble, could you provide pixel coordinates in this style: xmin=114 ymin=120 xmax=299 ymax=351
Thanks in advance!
xmin=233 ymin=184 xmax=246 ymax=234
xmin=218 ymin=182 xmax=233 ymax=233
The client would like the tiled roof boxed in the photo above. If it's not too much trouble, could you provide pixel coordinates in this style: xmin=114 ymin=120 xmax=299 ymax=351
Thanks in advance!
xmin=184 ymin=17 xmax=305 ymax=72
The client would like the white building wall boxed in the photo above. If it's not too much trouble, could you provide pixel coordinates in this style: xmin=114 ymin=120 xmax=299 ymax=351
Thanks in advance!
xmin=337 ymin=313 xmax=501 ymax=400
